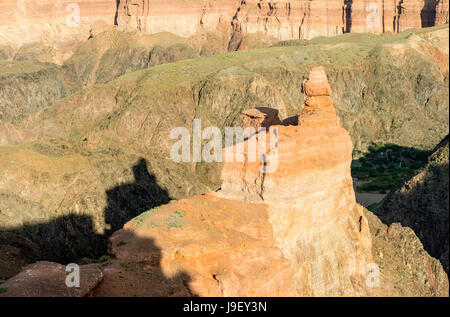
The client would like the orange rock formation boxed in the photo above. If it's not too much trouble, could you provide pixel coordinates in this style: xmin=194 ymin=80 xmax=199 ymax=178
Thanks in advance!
xmin=217 ymin=67 xmax=373 ymax=295
xmin=108 ymin=195 xmax=297 ymax=296
xmin=103 ymin=66 xmax=373 ymax=296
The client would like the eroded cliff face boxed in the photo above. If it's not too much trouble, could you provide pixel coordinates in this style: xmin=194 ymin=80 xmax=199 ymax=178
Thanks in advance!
xmin=374 ymin=135 xmax=449 ymax=273
xmin=0 ymin=0 xmax=448 ymax=54
xmin=113 ymin=0 xmax=450 ymax=41
xmin=217 ymin=67 xmax=373 ymax=296
xmin=0 ymin=26 xmax=447 ymax=268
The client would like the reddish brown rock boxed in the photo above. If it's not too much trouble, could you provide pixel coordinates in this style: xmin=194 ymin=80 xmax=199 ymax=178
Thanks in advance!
xmin=302 ymin=66 xmax=332 ymax=97
xmin=103 ymin=66 xmax=373 ymax=297
xmin=106 ymin=195 xmax=296 ymax=297
xmin=304 ymin=96 xmax=335 ymax=109
xmin=0 ymin=261 xmax=103 ymax=297
xmin=436 ymin=0 xmax=450 ymax=25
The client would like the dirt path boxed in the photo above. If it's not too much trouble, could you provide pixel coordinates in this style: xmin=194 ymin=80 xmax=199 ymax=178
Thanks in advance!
xmin=353 ymin=179 xmax=386 ymax=207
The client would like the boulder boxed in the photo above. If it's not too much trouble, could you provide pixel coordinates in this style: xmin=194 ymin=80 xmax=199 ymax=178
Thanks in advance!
xmin=0 ymin=261 xmax=103 ymax=297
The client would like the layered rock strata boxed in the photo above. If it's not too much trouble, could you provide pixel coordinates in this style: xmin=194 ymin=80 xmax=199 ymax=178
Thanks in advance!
xmin=115 ymin=0 xmax=450 ymax=40
xmin=0 ymin=0 xmax=448 ymax=51
xmin=101 ymin=67 xmax=372 ymax=296
xmin=217 ymin=67 xmax=373 ymax=296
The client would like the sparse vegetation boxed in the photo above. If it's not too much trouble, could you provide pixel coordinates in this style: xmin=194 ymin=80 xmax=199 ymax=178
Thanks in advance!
xmin=165 ymin=210 xmax=187 ymax=228
xmin=98 ymin=255 xmax=110 ymax=263
xmin=132 ymin=207 xmax=161 ymax=227
xmin=352 ymin=143 xmax=430 ymax=193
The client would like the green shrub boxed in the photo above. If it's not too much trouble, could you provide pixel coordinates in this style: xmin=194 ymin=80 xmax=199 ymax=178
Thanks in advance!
xmin=98 ymin=255 xmax=110 ymax=263
xmin=352 ymin=143 xmax=429 ymax=192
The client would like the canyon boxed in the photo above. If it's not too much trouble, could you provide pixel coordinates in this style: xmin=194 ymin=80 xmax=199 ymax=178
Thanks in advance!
xmin=374 ymin=135 xmax=449 ymax=273
xmin=0 ymin=24 xmax=448 ymax=266
xmin=0 ymin=0 xmax=448 ymax=62
xmin=0 ymin=0 xmax=448 ymax=298
xmin=1 ymin=67 xmax=447 ymax=297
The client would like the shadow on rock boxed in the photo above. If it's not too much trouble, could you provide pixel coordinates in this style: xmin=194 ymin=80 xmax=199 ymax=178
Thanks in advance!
xmin=421 ymin=0 xmax=439 ymax=28
xmin=1 ymin=232 xmax=196 ymax=297
xmin=368 ymin=136 xmax=449 ymax=273
xmin=0 ymin=158 xmax=172 ymax=277
xmin=104 ymin=158 xmax=170 ymax=234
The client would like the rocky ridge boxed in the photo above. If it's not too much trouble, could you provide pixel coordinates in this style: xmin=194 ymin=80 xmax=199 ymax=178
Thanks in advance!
xmin=0 ymin=0 xmax=448 ymax=61
xmin=373 ymin=135 xmax=449 ymax=273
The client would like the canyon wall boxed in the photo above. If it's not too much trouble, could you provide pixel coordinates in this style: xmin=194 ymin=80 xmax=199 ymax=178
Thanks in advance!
xmin=0 ymin=0 xmax=448 ymax=51
xmin=0 ymin=25 xmax=447 ymax=266
xmin=0 ymin=0 xmax=115 ymax=47
xmin=374 ymin=135 xmax=449 ymax=273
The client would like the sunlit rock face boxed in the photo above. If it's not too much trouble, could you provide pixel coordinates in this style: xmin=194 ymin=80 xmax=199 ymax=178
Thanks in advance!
xmin=109 ymin=195 xmax=297 ymax=297
xmin=217 ymin=67 xmax=373 ymax=296
xmin=0 ymin=0 xmax=115 ymax=46
xmin=115 ymin=0 xmax=450 ymax=40
xmin=103 ymin=67 xmax=374 ymax=297
xmin=1 ymin=0 xmax=448 ymax=50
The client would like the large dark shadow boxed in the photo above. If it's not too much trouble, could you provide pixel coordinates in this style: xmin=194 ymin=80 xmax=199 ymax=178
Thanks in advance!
xmin=369 ymin=162 xmax=449 ymax=273
xmin=1 ymin=217 xmax=196 ymax=296
xmin=365 ymin=137 xmax=449 ymax=273
xmin=1 ymin=214 xmax=107 ymax=264
xmin=421 ymin=0 xmax=439 ymax=28
xmin=1 ymin=158 xmax=169 ymax=263
xmin=104 ymin=158 xmax=170 ymax=234
xmin=0 ymin=158 xmax=196 ymax=296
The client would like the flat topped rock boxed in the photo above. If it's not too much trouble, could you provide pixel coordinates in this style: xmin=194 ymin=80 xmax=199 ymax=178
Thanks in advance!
xmin=243 ymin=107 xmax=279 ymax=119
xmin=243 ymin=107 xmax=282 ymax=129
